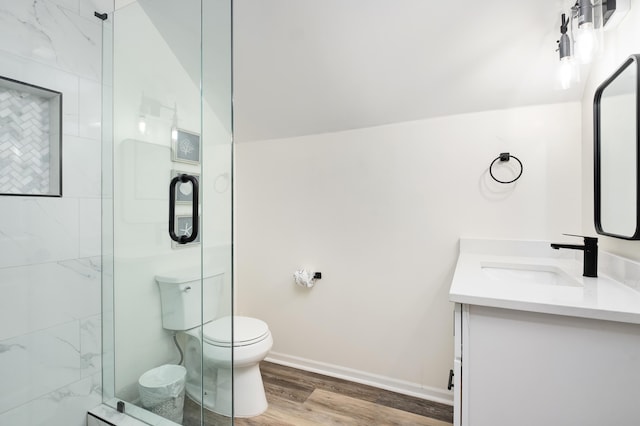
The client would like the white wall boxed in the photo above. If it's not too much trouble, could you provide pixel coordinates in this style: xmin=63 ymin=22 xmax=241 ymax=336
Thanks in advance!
xmin=581 ymin=0 xmax=640 ymax=259
xmin=0 ymin=0 xmax=108 ymax=425
xmin=235 ymin=102 xmax=582 ymax=402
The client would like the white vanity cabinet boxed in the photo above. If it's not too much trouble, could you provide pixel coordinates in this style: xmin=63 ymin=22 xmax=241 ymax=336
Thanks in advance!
xmin=453 ymin=302 xmax=640 ymax=426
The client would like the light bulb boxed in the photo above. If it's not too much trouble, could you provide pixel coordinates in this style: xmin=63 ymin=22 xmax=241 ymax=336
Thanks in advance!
xmin=138 ymin=115 xmax=147 ymax=134
xmin=575 ymin=22 xmax=598 ymax=64
xmin=171 ymin=106 xmax=178 ymax=141
xmin=558 ymin=57 xmax=574 ymax=90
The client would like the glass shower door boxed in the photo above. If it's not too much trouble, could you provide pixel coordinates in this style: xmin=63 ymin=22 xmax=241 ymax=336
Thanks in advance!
xmin=101 ymin=1 xmax=233 ymax=425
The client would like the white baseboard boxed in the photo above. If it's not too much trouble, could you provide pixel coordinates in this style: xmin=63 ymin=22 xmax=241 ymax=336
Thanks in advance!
xmin=265 ymin=351 xmax=453 ymax=406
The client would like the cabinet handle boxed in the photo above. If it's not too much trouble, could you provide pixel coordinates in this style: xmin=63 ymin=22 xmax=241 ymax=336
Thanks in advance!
xmin=447 ymin=369 xmax=454 ymax=390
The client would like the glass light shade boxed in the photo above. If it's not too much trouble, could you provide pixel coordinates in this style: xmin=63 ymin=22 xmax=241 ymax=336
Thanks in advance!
xmin=574 ymin=22 xmax=598 ymax=64
xmin=171 ymin=109 xmax=178 ymax=141
xmin=558 ymin=57 xmax=579 ymax=90
xmin=138 ymin=115 xmax=147 ymax=134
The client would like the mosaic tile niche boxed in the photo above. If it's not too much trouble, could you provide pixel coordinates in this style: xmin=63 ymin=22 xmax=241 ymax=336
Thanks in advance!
xmin=0 ymin=77 xmax=62 ymax=196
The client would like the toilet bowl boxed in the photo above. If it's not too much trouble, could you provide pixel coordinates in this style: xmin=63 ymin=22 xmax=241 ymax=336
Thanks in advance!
xmin=184 ymin=316 xmax=273 ymax=417
xmin=155 ymin=270 xmax=272 ymax=418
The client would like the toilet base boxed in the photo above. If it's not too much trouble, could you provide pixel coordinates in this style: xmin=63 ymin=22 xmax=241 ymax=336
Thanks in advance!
xmin=184 ymin=363 xmax=268 ymax=418
xmin=185 ymin=382 xmax=217 ymax=413
xmin=212 ymin=363 xmax=268 ymax=418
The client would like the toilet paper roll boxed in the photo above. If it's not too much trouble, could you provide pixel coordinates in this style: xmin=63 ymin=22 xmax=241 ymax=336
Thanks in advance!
xmin=293 ymin=269 xmax=315 ymax=288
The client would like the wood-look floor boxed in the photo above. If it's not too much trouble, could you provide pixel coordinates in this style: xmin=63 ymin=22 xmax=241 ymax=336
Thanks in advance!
xmin=183 ymin=361 xmax=453 ymax=425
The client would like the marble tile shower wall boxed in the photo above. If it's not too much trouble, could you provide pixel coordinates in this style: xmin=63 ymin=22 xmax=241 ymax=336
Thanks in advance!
xmin=0 ymin=0 xmax=112 ymax=425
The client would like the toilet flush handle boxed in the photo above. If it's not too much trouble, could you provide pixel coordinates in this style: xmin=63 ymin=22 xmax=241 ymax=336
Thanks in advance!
xmin=180 ymin=285 xmax=192 ymax=292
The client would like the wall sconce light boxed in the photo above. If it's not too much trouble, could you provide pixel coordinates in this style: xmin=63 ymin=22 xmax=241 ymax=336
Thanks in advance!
xmin=171 ymin=103 xmax=179 ymax=142
xmin=137 ymin=114 xmax=147 ymax=134
xmin=137 ymin=94 xmax=178 ymax=137
xmin=573 ymin=0 xmax=602 ymax=64
xmin=138 ymin=94 xmax=149 ymax=134
xmin=555 ymin=0 xmax=630 ymax=89
xmin=557 ymin=13 xmax=579 ymax=90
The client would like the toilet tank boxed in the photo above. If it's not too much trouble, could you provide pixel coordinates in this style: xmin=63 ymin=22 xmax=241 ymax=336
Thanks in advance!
xmin=155 ymin=269 xmax=224 ymax=330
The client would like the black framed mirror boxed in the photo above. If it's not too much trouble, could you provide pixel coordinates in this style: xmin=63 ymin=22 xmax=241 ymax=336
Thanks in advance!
xmin=594 ymin=54 xmax=640 ymax=240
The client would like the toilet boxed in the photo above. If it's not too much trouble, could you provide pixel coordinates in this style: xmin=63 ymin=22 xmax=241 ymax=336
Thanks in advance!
xmin=155 ymin=269 xmax=273 ymax=418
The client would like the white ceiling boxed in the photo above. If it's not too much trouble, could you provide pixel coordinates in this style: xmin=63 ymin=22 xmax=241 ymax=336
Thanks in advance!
xmin=232 ymin=0 xmax=584 ymax=142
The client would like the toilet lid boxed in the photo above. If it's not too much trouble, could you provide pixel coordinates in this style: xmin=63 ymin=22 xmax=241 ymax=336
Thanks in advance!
xmin=202 ymin=316 xmax=269 ymax=347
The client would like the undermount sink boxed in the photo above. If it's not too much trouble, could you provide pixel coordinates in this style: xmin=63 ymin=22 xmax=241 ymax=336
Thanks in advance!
xmin=481 ymin=262 xmax=582 ymax=287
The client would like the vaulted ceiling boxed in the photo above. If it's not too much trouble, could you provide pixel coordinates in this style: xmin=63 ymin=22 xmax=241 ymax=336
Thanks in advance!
xmin=232 ymin=0 xmax=583 ymax=142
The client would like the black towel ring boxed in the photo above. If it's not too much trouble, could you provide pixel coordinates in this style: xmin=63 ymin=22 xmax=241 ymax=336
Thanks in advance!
xmin=489 ymin=152 xmax=523 ymax=184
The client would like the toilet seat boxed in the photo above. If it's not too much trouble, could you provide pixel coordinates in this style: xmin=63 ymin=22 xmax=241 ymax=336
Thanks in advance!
xmin=202 ymin=316 xmax=270 ymax=347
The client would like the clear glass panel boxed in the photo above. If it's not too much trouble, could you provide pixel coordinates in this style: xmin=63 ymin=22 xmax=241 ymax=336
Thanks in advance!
xmin=202 ymin=0 xmax=234 ymax=424
xmin=102 ymin=1 xmax=233 ymax=425
xmin=101 ymin=4 xmax=115 ymax=405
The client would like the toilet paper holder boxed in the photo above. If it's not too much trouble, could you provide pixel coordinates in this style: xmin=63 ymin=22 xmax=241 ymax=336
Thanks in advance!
xmin=293 ymin=269 xmax=322 ymax=288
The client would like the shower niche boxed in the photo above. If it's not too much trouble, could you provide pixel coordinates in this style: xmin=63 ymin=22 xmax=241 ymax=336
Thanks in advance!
xmin=0 ymin=76 xmax=62 ymax=197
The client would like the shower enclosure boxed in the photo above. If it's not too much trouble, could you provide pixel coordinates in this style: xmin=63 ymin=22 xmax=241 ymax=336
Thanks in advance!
xmin=101 ymin=1 xmax=233 ymax=424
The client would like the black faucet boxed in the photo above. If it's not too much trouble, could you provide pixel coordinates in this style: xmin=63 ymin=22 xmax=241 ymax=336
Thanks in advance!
xmin=550 ymin=235 xmax=598 ymax=277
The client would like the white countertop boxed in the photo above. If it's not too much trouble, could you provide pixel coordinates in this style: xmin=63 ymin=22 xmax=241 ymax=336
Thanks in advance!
xmin=449 ymin=239 xmax=640 ymax=324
